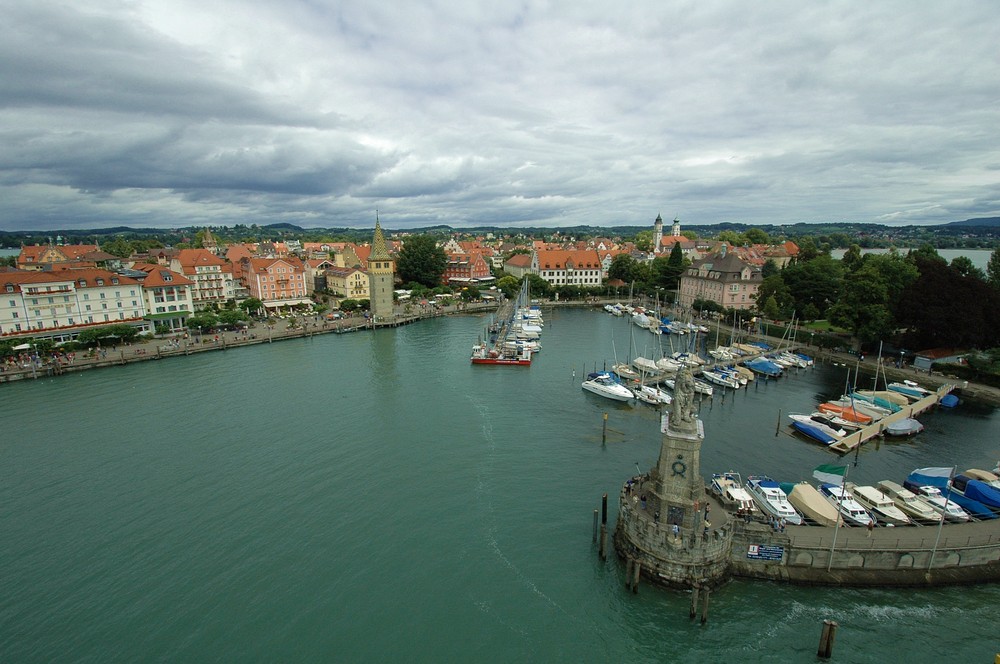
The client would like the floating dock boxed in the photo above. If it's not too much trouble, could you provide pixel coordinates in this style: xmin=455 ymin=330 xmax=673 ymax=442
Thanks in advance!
xmin=828 ymin=384 xmax=955 ymax=453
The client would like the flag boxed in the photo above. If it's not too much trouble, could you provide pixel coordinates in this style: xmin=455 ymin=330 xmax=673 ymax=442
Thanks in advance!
xmin=912 ymin=467 xmax=953 ymax=478
xmin=813 ymin=464 xmax=847 ymax=485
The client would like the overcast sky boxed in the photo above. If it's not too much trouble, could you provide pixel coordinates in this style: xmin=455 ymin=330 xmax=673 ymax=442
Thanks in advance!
xmin=2 ymin=1 xmax=999 ymax=231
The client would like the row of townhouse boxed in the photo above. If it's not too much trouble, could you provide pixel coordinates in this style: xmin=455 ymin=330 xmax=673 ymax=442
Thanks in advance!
xmin=502 ymin=249 xmax=610 ymax=287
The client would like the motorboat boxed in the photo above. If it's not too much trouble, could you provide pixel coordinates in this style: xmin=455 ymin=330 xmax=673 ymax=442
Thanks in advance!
xmin=847 ymin=484 xmax=912 ymax=525
xmin=581 ymin=372 xmax=634 ymax=402
xmin=904 ymin=472 xmax=998 ymax=521
xmin=950 ymin=474 xmax=1000 ymax=510
xmin=907 ymin=485 xmax=970 ymax=522
xmin=819 ymin=484 xmax=875 ymax=527
xmin=612 ymin=363 xmax=640 ymax=381
xmin=877 ymin=480 xmax=943 ymax=524
xmin=655 ymin=356 xmax=683 ymax=373
xmin=884 ymin=418 xmax=924 ymax=437
xmin=635 ymin=383 xmax=671 ymax=406
xmin=701 ymin=369 xmax=741 ymax=390
xmin=710 ymin=472 xmax=757 ymax=515
xmin=784 ymin=482 xmax=840 ymax=526
xmin=745 ymin=475 xmax=803 ymax=525
xmin=787 ymin=414 xmax=841 ymax=445
xmin=963 ymin=469 xmax=1000 ymax=490
xmin=792 ymin=413 xmax=847 ymax=437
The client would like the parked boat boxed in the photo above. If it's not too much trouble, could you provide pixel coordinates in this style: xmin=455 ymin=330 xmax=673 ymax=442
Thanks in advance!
xmin=701 ymin=369 xmax=740 ymax=390
xmin=907 ymin=485 xmax=970 ymax=522
xmin=745 ymin=476 xmax=803 ymax=525
xmin=710 ymin=472 xmax=757 ymax=514
xmin=816 ymin=402 xmax=873 ymax=425
xmin=581 ymin=372 xmax=634 ymax=402
xmin=855 ymin=389 xmax=910 ymax=407
xmin=819 ymin=484 xmax=875 ymax=526
xmin=849 ymin=391 xmax=902 ymax=413
xmin=847 ymin=484 xmax=912 ymax=525
xmin=876 ymin=480 xmax=943 ymax=524
xmin=885 ymin=418 xmax=924 ymax=437
xmin=950 ymin=474 xmax=1000 ymax=510
xmin=612 ymin=363 xmax=640 ymax=381
xmin=744 ymin=357 xmax=783 ymax=377
xmin=903 ymin=472 xmax=997 ymax=521
xmin=784 ymin=482 xmax=840 ymax=526
xmin=887 ymin=380 xmax=932 ymax=401
xmin=632 ymin=356 xmax=660 ymax=375
xmin=787 ymin=415 xmax=840 ymax=445
xmin=963 ymin=469 xmax=1000 ymax=490
xmin=635 ymin=383 xmax=671 ymax=406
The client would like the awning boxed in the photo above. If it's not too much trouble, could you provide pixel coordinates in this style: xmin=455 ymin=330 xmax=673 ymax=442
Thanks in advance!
xmin=12 ymin=342 xmax=33 ymax=351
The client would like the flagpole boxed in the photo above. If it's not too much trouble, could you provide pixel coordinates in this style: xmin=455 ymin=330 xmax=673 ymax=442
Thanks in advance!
xmin=927 ymin=466 xmax=955 ymax=570
xmin=826 ymin=465 xmax=849 ymax=572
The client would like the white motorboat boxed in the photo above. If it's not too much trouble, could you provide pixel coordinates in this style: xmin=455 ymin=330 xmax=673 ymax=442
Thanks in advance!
xmin=581 ymin=372 xmax=634 ymax=402
xmin=877 ymin=480 xmax=943 ymax=524
xmin=710 ymin=472 xmax=757 ymax=515
xmin=909 ymin=485 xmax=971 ymax=522
xmin=819 ymin=484 xmax=875 ymax=527
xmin=636 ymin=384 xmax=672 ymax=406
xmin=788 ymin=413 xmax=847 ymax=439
xmin=745 ymin=475 xmax=803 ymax=525
xmin=847 ymin=484 xmax=912 ymax=526
xmin=701 ymin=369 xmax=740 ymax=390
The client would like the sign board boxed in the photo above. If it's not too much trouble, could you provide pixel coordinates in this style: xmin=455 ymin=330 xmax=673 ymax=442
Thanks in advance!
xmin=746 ymin=544 xmax=784 ymax=561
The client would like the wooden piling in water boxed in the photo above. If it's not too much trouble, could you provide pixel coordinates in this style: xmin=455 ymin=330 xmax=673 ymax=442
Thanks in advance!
xmin=817 ymin=619 xmax=838 ymax=658
xmin=689 ymin=585 xmax=700 ymax=619
xmin=631 ymin=560 xmax=641 ymax=593
xmin=599 ymin=493 xmax=608 ymax=560
xmin=592 ymin=509 xmax=598 ymax=542
xmin=602 ymin=412 xmax=608 ymax=444
xmin=624 ymin=558 xmax=633 ymax=587
xmin=700 ymin=587 xmax=710 ymax=624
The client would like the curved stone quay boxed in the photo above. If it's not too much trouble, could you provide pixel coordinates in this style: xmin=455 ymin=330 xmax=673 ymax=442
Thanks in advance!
xmin=614 ymin=367 xmax=1000 ymax=589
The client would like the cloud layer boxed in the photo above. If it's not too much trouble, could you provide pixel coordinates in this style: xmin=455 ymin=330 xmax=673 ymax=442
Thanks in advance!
xmin=2 ymin=1 xmax=999 ymax=230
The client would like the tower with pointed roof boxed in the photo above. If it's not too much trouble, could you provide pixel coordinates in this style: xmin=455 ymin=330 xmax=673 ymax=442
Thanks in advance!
xmin=653 ymin=213 xmax=664 ymax=255
xmin=367 ymin=213 xmax=395 ymax=321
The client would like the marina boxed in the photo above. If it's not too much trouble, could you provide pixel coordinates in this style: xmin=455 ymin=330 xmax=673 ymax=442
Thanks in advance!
xmin=2 ymin=307 xmax=999 ymax=661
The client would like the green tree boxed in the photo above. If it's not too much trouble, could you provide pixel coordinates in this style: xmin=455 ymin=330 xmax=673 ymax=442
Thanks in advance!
xmin=634 ymin=230 xmax=653 ymax=252
xmin=761 ymin=259 xmax=780 ymax=279
xmin=460 ymin=285 xmax=481 ymax=301
xmin=217 ymin=309 xmax=248 ymax=328
xmin=755 ymin=275 xmax=793 ymax=317
xmin=743 ymin=228 xmax=770 ymax=245
xmin=716 ymin=230 xmax=741 ymax=245
xmin=187 ymin=312 xmax=219 ymax=331
xmin=608 ymin=254 xmax=639 ymax=282
xmin=762 ymin=295 xmax=781 ymax=320
xmin=796 ymin=237 xmax=819 ymax=262
xmin=988 ymin=248 xmax=1000 ymax=290
xmin=395 ymin=235 xmax=447 ymax=288
xmin=103 ymin=238 xmax=134 ymax=258
xmin=496 ymin=275 xmax=519 ymax=299
xmin=781 ymin=255 xmax=843 ymax=318
xmin=841 ymin=244 xmax=863 ymax=272
xmin=239 ymin=297 xmax=263 ymax=317
xmin=907 ymin=243 xmax=946 ymax=266
xmin=950 ymin=256 xmax=985 ymax=281
xmin=525 ymin=274 xmax=552 ymax=299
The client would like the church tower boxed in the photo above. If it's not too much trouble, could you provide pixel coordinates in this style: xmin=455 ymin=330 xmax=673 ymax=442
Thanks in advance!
xmin=671 ymin=216 xmax=681 ymax=238
xmin=653 ymin=213 xmax=664 ymax=255
xmin=367 ymin=213 xmax=395 ymax=322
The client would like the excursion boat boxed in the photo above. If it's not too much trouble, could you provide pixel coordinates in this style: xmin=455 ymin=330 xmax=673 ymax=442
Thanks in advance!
xmin=877 ymin=480 xmax=943 ymax=524
xmin=710 ymin=472 xmax=757 ymax=515
xmin=746 ymin=475 xmax=803 ymax=525
xmin=884 ymin=418 xmax=924 ymax=437
xmin=819 ymin=484 xmax=875 ymax=527
xmin=581 ymin=372 xmax=634 ymax=402
xmin=471 ymin=343 xmax=531 ymax=366
xmin=847 ymin=484 xmax=912 ymax=525
xmin=784 ymin=482 xmax=840 ymax=527
xmin=907 ymin=485 xmax=970 ymax=522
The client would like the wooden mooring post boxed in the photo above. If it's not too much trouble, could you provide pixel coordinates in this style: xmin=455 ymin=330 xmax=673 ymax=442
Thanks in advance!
xmin=630 ymin=559 xmax=641 ymax=593
xmin=599 ymin=493 xmax=608 ymax=560
xmin=700 ymin=587 xmax=710 ymax=624
xmin=817 ymin=619 xmax=838 ymax=658
xmin=689 ymin=585 xmax=700 ymax=619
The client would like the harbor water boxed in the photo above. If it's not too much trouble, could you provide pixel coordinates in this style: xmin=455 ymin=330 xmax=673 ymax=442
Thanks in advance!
xmin=2 ymin=309 xmax=998 ymax=662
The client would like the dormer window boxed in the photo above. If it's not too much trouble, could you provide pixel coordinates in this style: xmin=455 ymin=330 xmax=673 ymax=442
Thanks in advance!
xmin=79 ymin=280 xmax=87 ymax=287
xmin=96 ymin=278 xmax=105 ymax=286
xmin=111 ymin=278 xmax=119 ymax=285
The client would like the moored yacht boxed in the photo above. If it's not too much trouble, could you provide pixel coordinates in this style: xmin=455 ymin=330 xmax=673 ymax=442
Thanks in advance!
xmin=877 ymin=480 xmax=943 ymax=524
xmin=819 ymin=484 xmax=875 ymax=527
xmin=581 ymin=372 xmax=634 ymax=402
xmin=746 ymin=475 xmax=803 ymax=525
xmin=847 ymin=484 xmax=912 ymax=525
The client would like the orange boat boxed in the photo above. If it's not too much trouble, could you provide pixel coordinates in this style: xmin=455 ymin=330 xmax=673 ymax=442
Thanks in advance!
xmin=816 ymin=402 xmax=873 ymax=424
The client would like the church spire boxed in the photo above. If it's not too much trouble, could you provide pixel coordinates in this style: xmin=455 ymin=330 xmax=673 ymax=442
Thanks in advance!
xmin=370 ymin=211 xmax=392 ymax=261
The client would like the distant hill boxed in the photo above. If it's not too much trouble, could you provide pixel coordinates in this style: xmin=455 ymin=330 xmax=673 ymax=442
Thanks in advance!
xmin=946 ymin=217 xmax=1000 ymax=228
